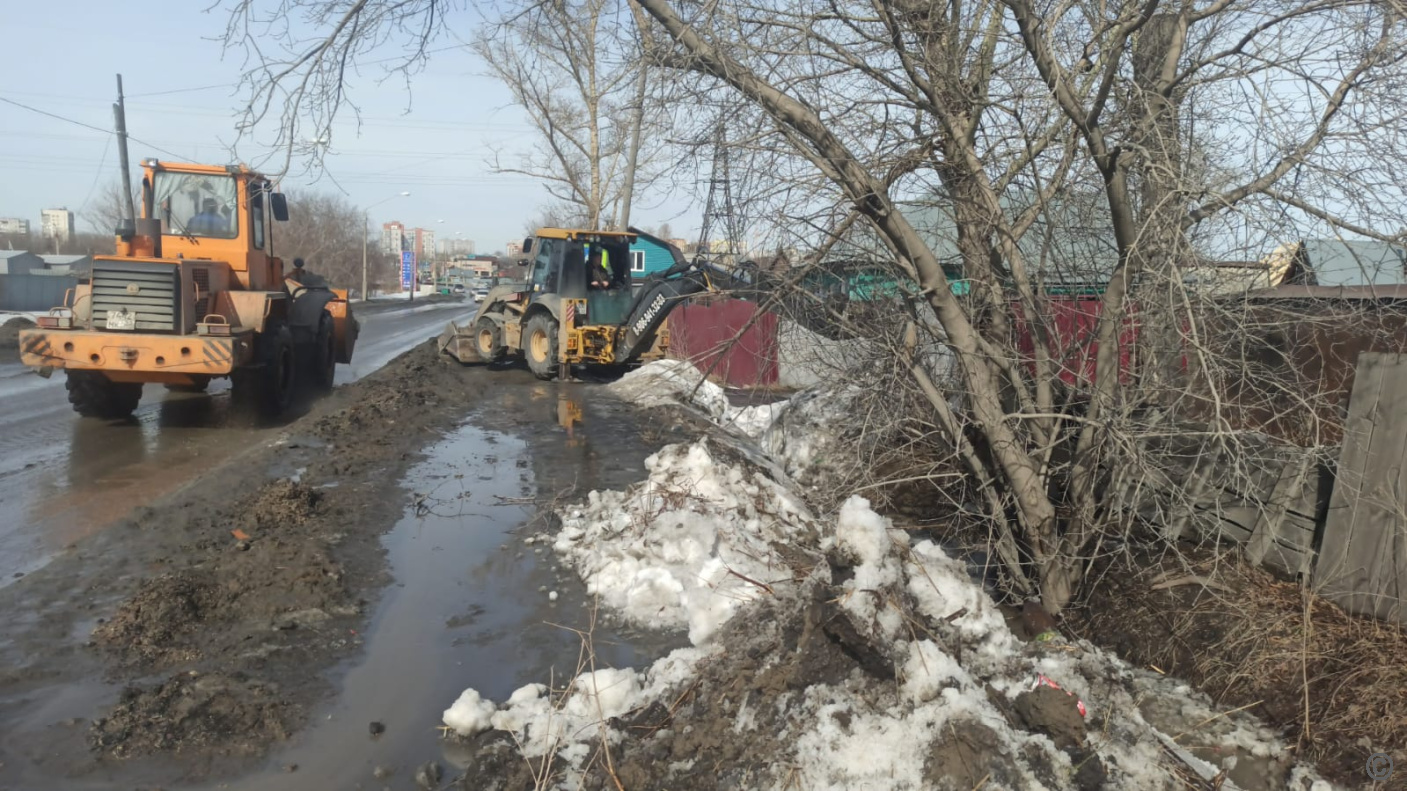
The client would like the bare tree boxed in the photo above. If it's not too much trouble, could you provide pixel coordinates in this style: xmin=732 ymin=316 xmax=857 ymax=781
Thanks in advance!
xmin=82 ymin=180 xmax=138 ymax=237
xmin=279 ymin=189 xmax=390 ymax=290
xmin=476 ymin=0 xmax=669 ymax=229
xmin=220 ymin=0 xmax=671 ymax=225
xmin=222 ymin=0 xmax=1407 ymax=612
xmin=631 ymin=0 xmax=1407 ymax=610
xmin=219 ymin=0 xmax=452 ymax=176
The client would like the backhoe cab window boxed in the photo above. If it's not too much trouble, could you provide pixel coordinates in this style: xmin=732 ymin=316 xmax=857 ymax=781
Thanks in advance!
xmin=153 ymin=172 xmax=238 ymax=239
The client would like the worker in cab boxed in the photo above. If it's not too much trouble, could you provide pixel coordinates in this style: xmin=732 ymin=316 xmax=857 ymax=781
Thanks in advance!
xmin=189 ymin=198 xmax=228 ymax=235
xmin=588 ymin=247 xmax=613 ymax=289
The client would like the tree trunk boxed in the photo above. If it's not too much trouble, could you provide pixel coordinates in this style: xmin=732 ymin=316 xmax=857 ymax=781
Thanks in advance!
xmin=636 ymin=0 xmax=1070 ymax=608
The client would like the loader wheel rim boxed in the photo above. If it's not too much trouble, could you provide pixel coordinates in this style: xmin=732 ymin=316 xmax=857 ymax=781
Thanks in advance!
xmin=529 ymin=328 xmax=549 ymax=363
xmin=477 ymin=328 xmax=495 ymax=355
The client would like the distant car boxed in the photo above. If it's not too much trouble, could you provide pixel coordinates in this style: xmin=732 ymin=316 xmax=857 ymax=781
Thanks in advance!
xmin=473 ymin=288 xmax=489 ymax=302
xmin=452 ymin=284 xmax=466 ymax=294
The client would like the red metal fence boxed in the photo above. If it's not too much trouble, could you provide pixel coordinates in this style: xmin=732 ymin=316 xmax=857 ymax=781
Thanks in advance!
xmin=667 ymin=298 xmax=779 ymax=387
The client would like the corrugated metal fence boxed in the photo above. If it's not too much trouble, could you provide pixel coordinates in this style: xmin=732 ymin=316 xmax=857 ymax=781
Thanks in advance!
xmin=0 ymin=273 xmax=75 ymax=312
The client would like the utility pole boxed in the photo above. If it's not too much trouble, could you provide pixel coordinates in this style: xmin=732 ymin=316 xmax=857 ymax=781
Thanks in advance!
xmin=362 ymin=193 xmax=409 ymax=302
xmin=112 ymin=74 xmax=136 ymax=226
xmin=362 ymin=209 xmax=370 ymax=301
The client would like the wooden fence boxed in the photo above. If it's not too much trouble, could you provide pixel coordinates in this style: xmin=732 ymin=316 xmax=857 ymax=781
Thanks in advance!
xmin=1112 ymin=352 xmax=1407 ymax=626
xmin=1315 ymin=352 xmax=1407 ymax=623
xmin=1108 ymin=431 xmax=1329 ymax=579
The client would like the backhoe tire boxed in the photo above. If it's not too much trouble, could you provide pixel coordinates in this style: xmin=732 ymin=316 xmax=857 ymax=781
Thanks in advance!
xmin=165 ymin=376 xmax=211 ymax=393
xmin=311 ymin=311 xmax=337 ymax=392
xmin=66 ymin=371 xmax=142 ymax=419
xmin=233 ymin=324 xmax=296 ymax=418
xmin=472 ymin=315 xmax=506 ymax=364
xmin=524 ymin=313 xmax=559 ymax=381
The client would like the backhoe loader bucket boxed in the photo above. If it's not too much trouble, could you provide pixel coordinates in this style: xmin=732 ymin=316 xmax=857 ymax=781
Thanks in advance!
xmin=438 ymin=321 xmax=478 ymax=364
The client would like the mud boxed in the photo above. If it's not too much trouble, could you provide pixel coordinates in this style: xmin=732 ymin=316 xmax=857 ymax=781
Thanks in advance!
xmin=0 ymin=334 xmax=717 ymax=789
xmin=1012 ymin=685 xmax=1086 ymax=750
xmin=90 ymin=673 xmax=294 ymax=760
xmin=0 ymin=341 xmax=502 ymax=787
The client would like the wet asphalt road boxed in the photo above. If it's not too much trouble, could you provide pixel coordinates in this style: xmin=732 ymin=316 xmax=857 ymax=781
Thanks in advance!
xmin=0 ymin=298 xmax=477 ymax=585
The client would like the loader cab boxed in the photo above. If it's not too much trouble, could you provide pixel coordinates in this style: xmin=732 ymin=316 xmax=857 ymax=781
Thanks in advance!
xmin=526 ymin=229 xmax=637 ymax=324
xmin=131 ymin=160 xmax=289 ymax=291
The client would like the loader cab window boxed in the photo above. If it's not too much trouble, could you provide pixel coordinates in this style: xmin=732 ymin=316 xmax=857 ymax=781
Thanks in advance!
xmin=250 ymin=190 xmax=265 ymax=250
xmin=531 ymin=239 xmax=555 ymax=292
xmin=153 ymin=172 xmax=238 ymax=240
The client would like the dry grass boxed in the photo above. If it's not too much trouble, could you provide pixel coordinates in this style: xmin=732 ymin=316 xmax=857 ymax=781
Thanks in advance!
xmin=1071 ymin=554 xmax=1407 ymax=785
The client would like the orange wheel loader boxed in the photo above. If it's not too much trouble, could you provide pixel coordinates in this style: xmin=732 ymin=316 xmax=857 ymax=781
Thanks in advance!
xmin=19 ymin=159 xmax=358 ymax=418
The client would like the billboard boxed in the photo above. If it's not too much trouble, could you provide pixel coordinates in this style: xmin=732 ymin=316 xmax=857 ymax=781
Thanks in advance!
xmin=401 ymin=250 xmax=416 ymax=290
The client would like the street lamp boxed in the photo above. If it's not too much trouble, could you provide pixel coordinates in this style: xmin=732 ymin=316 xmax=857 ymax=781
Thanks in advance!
xmin=362 ymin=191 xmax=410 ymax=301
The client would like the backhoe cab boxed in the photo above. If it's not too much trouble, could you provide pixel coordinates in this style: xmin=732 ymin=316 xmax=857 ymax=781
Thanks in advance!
xmin=440 ymin=228 xmax=708 ymax=379
xmin=20 ymin=159 xmax=358 ymax=418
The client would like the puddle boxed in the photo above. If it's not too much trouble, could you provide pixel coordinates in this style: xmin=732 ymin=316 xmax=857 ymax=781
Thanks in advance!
xmin=193 ymin=406 xmax=680 ymax=790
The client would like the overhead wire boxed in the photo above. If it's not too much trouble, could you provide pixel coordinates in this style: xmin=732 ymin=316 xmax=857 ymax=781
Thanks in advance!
xmin=127 ymin=83 xmax=232 ymax=98
xmin=77 ymin=135 xmax=113 ymax=219
xmin=0 ymin=94 xmax=194 ymax=162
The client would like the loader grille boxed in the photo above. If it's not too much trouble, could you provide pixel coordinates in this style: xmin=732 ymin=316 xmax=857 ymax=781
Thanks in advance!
xmin=91 ymin=261 xmax=180 ymax=332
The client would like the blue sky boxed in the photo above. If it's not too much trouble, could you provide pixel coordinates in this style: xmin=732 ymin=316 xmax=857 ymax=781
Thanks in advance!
xmin=0 ymin=0 xmax=693 ymax=253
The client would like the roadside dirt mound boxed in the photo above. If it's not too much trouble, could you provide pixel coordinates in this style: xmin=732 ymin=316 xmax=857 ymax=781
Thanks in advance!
xmin=44 ymin=340 xmax=502 ymax=772
xmin=93 ymin=573 xmax=216 ymax=669
xmin=249 ymin=479 xmax=322 ymax=529
xmin=90 ymin=673 xmax=293 ymax=760
xmin=311 ymin=340 xmax=449 ymax=440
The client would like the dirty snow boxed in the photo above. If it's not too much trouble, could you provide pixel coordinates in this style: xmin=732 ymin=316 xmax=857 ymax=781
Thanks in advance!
xmin=608 ymin=359 xmax=783 ymax=439
xmin=444 ymin=359 xmax=1338 ymax=790
xmin=553 ymin=440 xmax=815 ymax=645
xmin=444 ymin=647 xmax=709 ymax=759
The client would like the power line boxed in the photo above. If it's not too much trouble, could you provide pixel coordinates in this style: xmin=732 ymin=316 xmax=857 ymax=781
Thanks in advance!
xmin=0 ymin=94 xmax=193 ymax=162
xmin=128 ymin=83 xmax=232 ymax=98
xmin=77 ymin=135 xmax=114 ymax=220
xmin=0 ymin=95 xmax=113 ymax=137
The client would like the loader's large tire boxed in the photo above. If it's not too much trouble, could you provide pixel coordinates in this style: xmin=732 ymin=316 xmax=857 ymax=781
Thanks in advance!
xmin=524 ymin=313 xmax=559 ymax=381
xmin=233 ymin=324 xmax=296 ymax=417
xmin=472 ymin=315 xmax=506 ymax=364
xmin=311 ymin=311 xmax=337 ymax=392
xmin=66 ymin=371 xmax=142 ymax=419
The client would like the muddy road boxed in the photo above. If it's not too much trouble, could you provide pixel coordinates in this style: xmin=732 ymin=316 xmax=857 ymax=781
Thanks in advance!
xmin=0 ymin=328 xmax=699 ymax=790
xmin=0 ymin=298 xmax=475 ymax=584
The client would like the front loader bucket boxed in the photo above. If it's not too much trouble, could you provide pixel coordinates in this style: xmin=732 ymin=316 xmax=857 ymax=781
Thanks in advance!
xmin=438 ymin=321 xmax=477 ymax=364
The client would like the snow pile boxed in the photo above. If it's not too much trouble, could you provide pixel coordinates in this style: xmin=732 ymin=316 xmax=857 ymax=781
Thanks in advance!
xmin=442 ymin=363 xmax=1339 ymax=790
xmin=554 ymin=439 xmax=817 ymax=645
xmin=829 ymin=496 xmax=906 ymax=637
xmin=443 ymin=647 xmax=708 ymax=760
xmin=760 ymin=386 xmax=859 ymax=485
xmin=771 ymin=497 xmax=1318 ymax=790
xmin=608 ymin=359 xmax=784 ymax=439
xmin=442 ymin=688 xmax=496 ymax=736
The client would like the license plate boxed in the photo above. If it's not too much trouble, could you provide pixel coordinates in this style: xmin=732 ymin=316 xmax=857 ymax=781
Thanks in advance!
xmin=106 ymin=310 xmax=135 ymax=330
